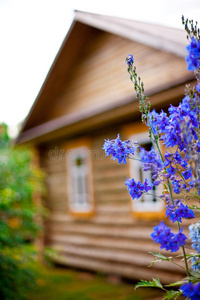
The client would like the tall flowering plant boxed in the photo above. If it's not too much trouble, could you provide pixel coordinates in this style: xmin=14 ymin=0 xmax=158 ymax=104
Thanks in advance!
xmin=103 ymin=17 xmax=200 ymax=300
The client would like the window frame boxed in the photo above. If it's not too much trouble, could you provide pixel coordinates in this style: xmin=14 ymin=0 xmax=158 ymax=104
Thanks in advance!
xmin=127 ymin=130 xmax=165 ymax=219
xmin=66 ymin=139 xmax=94 ymax=216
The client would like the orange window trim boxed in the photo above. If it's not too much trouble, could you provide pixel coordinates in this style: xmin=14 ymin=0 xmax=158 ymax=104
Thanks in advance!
xmin=122 ymin=123 xmax=165 ymax=221
xmin=65 ymin=137 xmax=95 ymax=217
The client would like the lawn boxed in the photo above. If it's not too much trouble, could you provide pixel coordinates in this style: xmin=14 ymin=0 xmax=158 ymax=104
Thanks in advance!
xmin=27 ymin=264 xmax=163 ymax=300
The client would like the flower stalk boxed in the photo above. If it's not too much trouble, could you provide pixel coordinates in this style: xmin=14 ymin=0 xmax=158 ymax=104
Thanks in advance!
xmin=103 ymin=17 xmax=200 ymax=300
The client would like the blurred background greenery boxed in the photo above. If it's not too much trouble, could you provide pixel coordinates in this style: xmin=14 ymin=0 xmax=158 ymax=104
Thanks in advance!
xmin=27 ymin=263 xmax=162 ymax=300
xmin=0 ymin=123 xmax=45 ymax=299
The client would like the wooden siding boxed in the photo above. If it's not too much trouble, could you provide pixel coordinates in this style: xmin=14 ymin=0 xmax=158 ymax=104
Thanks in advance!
xmin=40 ymin=128 xmax=190 ymax=284
xmin=36 ymin=31 xmax=189 ymax=126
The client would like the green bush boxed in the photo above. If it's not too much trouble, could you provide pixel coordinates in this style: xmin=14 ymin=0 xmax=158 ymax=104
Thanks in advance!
xmin=0 ymin=123 xmax=44 ymax=299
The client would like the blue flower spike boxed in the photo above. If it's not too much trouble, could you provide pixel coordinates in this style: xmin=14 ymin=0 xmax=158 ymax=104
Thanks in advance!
xmin=126 ymin=54 xmax=134 ymax=67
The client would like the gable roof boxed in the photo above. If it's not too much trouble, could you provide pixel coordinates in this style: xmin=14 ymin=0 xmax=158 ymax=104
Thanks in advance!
xmin=74 ymin=10 xmax=188 ymax=57
xmin=16 ymin=10 xmax=192 ymax=145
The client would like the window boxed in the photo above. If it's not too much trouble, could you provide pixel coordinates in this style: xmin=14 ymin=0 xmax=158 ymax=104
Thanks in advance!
xmin=129 ymin=132 xmax=164 ymax=214
xmin=66 ymin=144 xmax=94 ymax=215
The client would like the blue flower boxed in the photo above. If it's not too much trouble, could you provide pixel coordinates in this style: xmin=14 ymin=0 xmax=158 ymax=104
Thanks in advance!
xmin=126 ymin=54 xmax=134 ymax=67
xmin=171 ymin=179 xmax=181 ymax=194
xmin=159 ymin=94 xmax=200 ymax=153
xmin=125 ymin=177 xmax=153 ymax=200
xmin=139 ymin=147 xmax=163 ymax=179
xmin=148 ymin=109 xmax=169 ymax=136
xmin=177 ymin=203 xmax=195 ymax=220
xmin=189 ymin=223 xmax=200 ymax=253
xmin=185 ymin=37 xmax=200 ymax=71
xmin=181 ymin=282 xmax=200 ymax=300
xmin=103 ymin=134 xmax=135 ymax=164
xmin=191 ymin=256 xmax=200 ymax=272
xmin=143 ymin=178 xmax=153 ymax=192
xmin=196 ymin=83 xmax=200 ymax=93
xmin=150 ymin=221 xmax=170 ymax=243
xmin=189 ymin=222 xmax=200 ymax=272
xmin=166 ymin=202 xmax=195 ymax=223
xmin=186 ymin=37 xmax=200 ymax=58
xmin=172 ymin=228 xmax=187 ymax=248
xmin=151 ymin=221 xmax=187 ymax=252
xmin=186 ymin=54 xmax=200 ymax=71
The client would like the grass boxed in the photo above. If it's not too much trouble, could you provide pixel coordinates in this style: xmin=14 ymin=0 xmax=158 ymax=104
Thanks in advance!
xmin=27 ymin=263 xmax=163 ymax=300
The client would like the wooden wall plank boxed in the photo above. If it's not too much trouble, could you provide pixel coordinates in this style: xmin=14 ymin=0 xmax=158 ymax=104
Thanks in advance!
xmin=37 ymin=31 xmax=189 ymax=125
xmin=53 ymin=254 xmax=183 ymax=284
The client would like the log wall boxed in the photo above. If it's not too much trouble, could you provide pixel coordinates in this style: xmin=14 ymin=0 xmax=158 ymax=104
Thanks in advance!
xmin=39 ymin=127 xmax=190 ymax=284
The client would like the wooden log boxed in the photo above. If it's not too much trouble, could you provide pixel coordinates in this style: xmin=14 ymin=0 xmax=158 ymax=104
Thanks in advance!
xmin=47 ymin=222 xmax=161 ymax=239
xmin=52 ymin=253 xmax=183 ymax=284
xmin=95 ymin=192 xmax=129 ymax=204
xmin=48 ymin=232 xmax=174 ymax=255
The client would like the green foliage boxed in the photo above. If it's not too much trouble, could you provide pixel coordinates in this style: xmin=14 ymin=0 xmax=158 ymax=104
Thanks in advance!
xmin=149 ymin=252 xmax=173 ymax=267
xmin=134 ymin=278 xmax=185 ymax=300
xmin=0 ymin=123 xmax=9 ymax=149
xmin=0 ymin=246 xmax=37 ymax=300
xmin=0 ymin=124 xmax=44 ymax=299
xmin=134 ymin=278 xmax=164 ymax=291
xmin=163 ymin=290 xmax=182 ymax=300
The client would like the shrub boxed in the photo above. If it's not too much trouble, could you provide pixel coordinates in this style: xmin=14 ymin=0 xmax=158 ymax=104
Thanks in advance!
xmin=0 ymin=123 xmax=44 ymax=299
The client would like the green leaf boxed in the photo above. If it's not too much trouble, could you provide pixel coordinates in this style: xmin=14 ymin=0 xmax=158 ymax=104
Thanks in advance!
xmin=189 ymin=271 xmax=200 ymax=278
xmin=153 ymin=277 xmax=163 ymax=289
xmin=135 ymin=278 xmax=164 ymax=290
xmin=149 ymin=252 xmax=172 ymax=267
xmin=189 ymin=204 xmax=200 ymax=211
xmin=166 ymin=280 xmax=185 ymax=287
xmin=150 ymin=252 xmax=172 ymax=261
xmin=134 ymin=280 xmax=154 ymax=290
xmin=149 ymin=259 xmax=157 ymax=267
xmin=163 ymin=290 xmax=182 ymax=300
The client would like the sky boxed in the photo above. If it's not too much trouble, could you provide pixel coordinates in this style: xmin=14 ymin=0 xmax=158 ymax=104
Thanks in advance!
xmin=1 ymin=0 xmax=200 ymax=137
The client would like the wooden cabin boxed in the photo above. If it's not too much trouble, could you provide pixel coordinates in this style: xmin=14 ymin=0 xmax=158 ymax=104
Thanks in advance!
xmin=16 ymin=11 xmax=194 ymax=283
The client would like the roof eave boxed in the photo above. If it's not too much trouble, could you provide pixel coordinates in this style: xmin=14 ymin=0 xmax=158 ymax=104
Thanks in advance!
xmin=16 ymin=76 xmax=194 ymax=145
xmin=74 ymin=10 xmax=188 ymax=57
